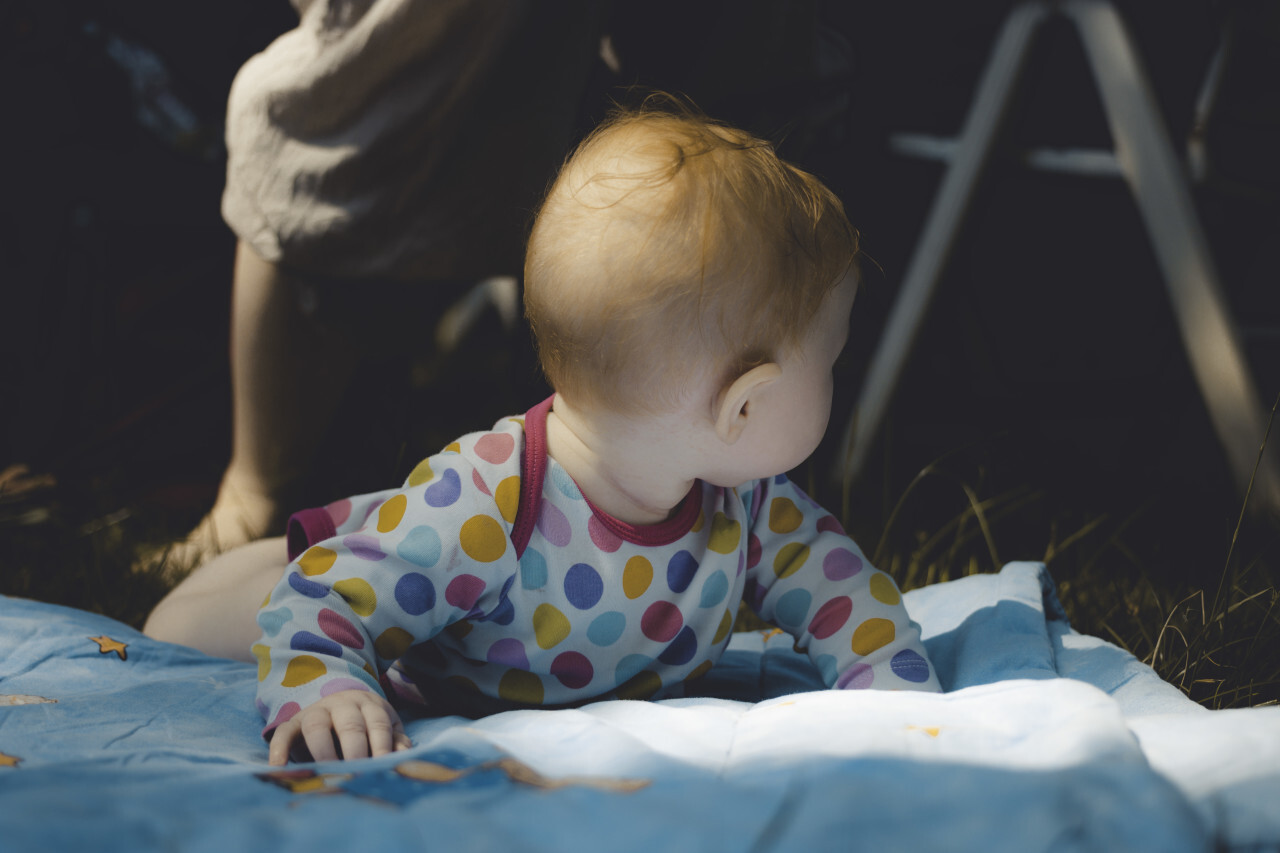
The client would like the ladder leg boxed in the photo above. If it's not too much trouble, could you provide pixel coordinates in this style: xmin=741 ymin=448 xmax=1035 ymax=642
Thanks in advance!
xmin=1067 ymin=0 xmax=1280 ymax=515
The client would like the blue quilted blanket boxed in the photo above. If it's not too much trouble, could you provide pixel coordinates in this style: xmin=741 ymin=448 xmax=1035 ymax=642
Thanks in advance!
xmin=2 ymin=562 xmax=1276 ymax=852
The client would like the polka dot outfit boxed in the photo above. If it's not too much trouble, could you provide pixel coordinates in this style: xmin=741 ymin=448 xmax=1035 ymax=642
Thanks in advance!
xmin=254 ymin=397 xmax=940 ymax=735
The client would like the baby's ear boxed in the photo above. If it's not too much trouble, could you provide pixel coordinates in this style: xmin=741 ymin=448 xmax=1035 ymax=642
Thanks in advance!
xmin=714 ymin=363 xmax=781 ymax=445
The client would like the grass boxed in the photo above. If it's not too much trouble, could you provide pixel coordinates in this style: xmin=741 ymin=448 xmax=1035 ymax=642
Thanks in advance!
xmin=820 ymin=393 xmax=1280 ymax=710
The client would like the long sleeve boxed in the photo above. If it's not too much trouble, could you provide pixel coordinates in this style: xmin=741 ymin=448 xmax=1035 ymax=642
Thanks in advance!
xmin=253 ymin=429 xmax=525 ymax=735
xmin=738 ymin=474 xmax=941 ymax=693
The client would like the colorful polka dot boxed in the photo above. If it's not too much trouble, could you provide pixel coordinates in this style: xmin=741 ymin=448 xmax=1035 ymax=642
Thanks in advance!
xmin=444 ymin=620 xmax=472 ymax=641
xmin=686 ymin=660 xmax=714 ymax=681
xmin=443 ymin=441 xmax=461 ymax=454
xmin=495 ymin=476 xmax=520 ymax=523
xmin=615 ymin=654 xmax=652 ymax=685
xmin=851 ymin=618 xmax=895 ymax=656
xmin=564 ymin=562 xmax=604 ymax=610
xmin=394 ymin=573 xmax=435 ymax=615
xmin=891 ymin=649 xmax=931 ymax=683
xmin=808 ymin=595 xmax=853 ymax=640
xmin=471 ymin=469 xmax=491 ymax=496
xmin=657 ymin=625 xmax=697 ymax=665
xmin=270 ymin=701 xmax=301 ymax=729
xmin=587 ymin=611 xmax=626 ymax=646
xmin=551 ymin=651 xmax=594 ymax=689
xmin=425 ymin=468 xmax=462 ymax=507
xmin=775 ymin=588 xmax=813 ymax=629
xmin=549 ymin=464 xmax=581 ymax=500
xmin=290 ymin=630 xmax=342 ymax=658
xmin=298 ymin=546 xmax=336 ymax=576
xmin=374 ymin=626 xmax=413 ymax=660
xmin=281 ymin=655 xmax=326 ymax=687
xmin=377 ymin=494 xmax=407 ymax=533
xmin=641 ymin=601 xmax=682 ymax=642
xmin=397 ymin=525 xmax=442 ymax=568
xmin=474 ymin=432 xmax=515 ymax=465
xmin=615 ymin=669 xmax=662 ymax=700
xmin=713 ymin=609 xmax=734 ymax=645
xmin=318 ymin=609 xmax=364 ymax=649
xmin=707 ymin=513 xmax=741 ymax=554
xmin=258 ymin=607 xmax=293 ymax=638
xmin=333 ymin=578 xmax=377 ymax=617
xmin=498 ymin=669 xmax=543 ymax=705
xmin=816 ymin=514 xmax=845 ymax=535
xmin=343 ymin=534 xmax=387 ymax=562
xmin=533 ymin=603 xmax=571 ymax=649
xmin=288 ymin=572 xmax=329 ymax=599
xmin=326 ymin=498 xmax=352 ymax=526
xmin=487 ymin=637 xmax=529 ymax=669
xmin=319 ymin=678 xmax=371 ymax=698
xmin=667 ymin=550 xmax=698 ymax=593
xmin=747 ymin=535 xmax=762 ymax=569
xmin=837 ymin=663 xmax=874 ymax=689
xmin=406 ymin=458 xmax=434 ymax=487
xmin=587 ymin=515 xmax=623 ymax=553
xmin=699 ymin=571 xmax=729 ymax=608
xmin=482 ymin=579 xmax=516 ymax=626
xmin=822 ymin=548 xmax=863 ymax=581
xmin=460 ymin=515 xmax=506 ymax=562
xmin=252 ymin=644 xmax=271 ymax=681
xmin=815 ymin=654 xmax=838 ymax=684
xmin=768 ymin=497 xmax=803 ymax=534
xmin=691 ymin=510 xmax=705 ymax=533
xmin=445 ymin=574 xmax=486 ymax=611
xmin=520 ymin=547 xmax=548 ymax=589
xmin=536 ymin=500 xmax=572 ymax=547
xmin=869 ymin=572 xmax=902 ymax=605
xmin=623 ymin=556 xmax=652 ymax=599
xmin=773 ymin=542 xmax=810 ymax=578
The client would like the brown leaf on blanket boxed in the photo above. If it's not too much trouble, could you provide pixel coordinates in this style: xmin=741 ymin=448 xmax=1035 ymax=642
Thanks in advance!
xmin=394 ymin=760 xmax=468 ymax=783
xmin=89 ymin=636 xmax=128 ymax=660
xmin=255 ymin=769 xmax=351 ymax=794
xmin=0 ymin=695 xmax=57 ymax=706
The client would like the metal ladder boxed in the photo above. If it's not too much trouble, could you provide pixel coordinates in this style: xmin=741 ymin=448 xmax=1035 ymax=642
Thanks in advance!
xmin=837 ymin=0 xmax=1280 ymax=516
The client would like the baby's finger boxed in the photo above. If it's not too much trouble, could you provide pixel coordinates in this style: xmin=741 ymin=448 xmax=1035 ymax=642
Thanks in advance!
xmin=331 ymin=701 xmax=372 ymax=761
xmin=300 ymin=708 xmax=340 ymax=763
xmin=268 ymin=719 xmax=300 ymax=766
xmin=390 ymin=709 xmax=412 ymax=751
xmin=360 ymin=702 xmax=395 ymax=758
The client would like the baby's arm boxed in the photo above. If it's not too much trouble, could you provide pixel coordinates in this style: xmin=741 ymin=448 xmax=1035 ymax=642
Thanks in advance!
xmin=267 ymin=689 xmax=412 ymax=765
xmin=255 ymin=446 xmax=520 ymax=761
xmin=739 ymin=475 xmax=942 ymax=693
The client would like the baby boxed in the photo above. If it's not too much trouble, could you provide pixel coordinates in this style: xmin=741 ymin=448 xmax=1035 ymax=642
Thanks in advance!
xmin=151 ymin=97 xmax=941 ymax=766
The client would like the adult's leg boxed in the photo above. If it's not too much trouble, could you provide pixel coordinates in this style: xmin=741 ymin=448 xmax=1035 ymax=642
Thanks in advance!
xmin=159 ymin=241 xmax=357 ymax=578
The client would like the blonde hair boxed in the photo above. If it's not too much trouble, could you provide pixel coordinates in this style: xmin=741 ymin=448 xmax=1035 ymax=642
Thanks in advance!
xmin=524 ymin=94 xmax=858 ymax=414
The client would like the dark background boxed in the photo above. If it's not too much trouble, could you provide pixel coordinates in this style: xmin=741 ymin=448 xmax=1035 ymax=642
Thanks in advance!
xmin=3 ymin=1 xmax=1278 ymax=614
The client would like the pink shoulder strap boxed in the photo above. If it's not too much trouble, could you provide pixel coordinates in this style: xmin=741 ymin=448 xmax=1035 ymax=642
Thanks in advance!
xmin=510 ymin=395 xmax=555 ymax=559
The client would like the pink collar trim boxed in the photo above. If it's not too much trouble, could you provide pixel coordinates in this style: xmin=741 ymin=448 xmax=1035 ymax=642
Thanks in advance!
xmin=510 ymin=396 xmax=702 ymax=558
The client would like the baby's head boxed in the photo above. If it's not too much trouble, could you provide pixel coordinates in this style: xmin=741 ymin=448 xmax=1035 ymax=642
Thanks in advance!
xmin=524 ymin=95 xmax=859 ymax=417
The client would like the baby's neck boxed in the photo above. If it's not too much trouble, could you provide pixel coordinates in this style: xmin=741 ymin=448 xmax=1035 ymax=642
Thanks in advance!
xmin=544 ymin=398 xmax=700 ymax=526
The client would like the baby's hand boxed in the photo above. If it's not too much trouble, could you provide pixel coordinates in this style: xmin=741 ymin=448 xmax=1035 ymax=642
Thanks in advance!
xmin=268 ymin=689 xmax=412 ymax=766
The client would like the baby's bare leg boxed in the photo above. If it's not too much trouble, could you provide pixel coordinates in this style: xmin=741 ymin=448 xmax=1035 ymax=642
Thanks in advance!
xmin=144 ymin=536 xmax=290 ymax=662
